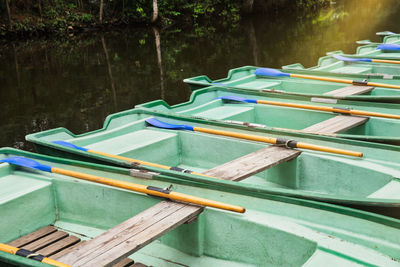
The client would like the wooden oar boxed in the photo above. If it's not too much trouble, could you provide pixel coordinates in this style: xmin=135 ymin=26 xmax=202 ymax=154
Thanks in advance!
xmin=0 ymin=243 xmax=70 ymax=267
xmin=333 ymin=54 xmax=400 ymax=65
xmin=218 ymin=95 xmax=400 ymax=120
xmin=254 ymin=68 xmax=400 ymax=90
xmin=146 ymin=118 xmax=363 ymax=157
xmin=53 ymin=141 xmax=215 ymax=179
xmin=0 ymin=157 xmax=245 ymax=213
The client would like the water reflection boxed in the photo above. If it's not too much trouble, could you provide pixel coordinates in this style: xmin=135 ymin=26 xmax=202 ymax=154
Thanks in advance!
xmin=1 ymin=0 xmax=400 ymax=150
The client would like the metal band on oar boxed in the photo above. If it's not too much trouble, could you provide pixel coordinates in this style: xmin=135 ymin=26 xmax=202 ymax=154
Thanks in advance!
xmin=254 ymin=68 xmax=400 ymax=90
xmin=0 ymin=243 xmax=71 ymax=267
xmin=333 ymin=54 xmax=400 ymax=65
xmin=52 ymin=141 xmax=216 ymax=179
xmin=146 ymin=118 xmax=363 ymax=157
xmin=218 ymin=95 xmax=400 ymax=120
xmin=0 ymin=157 xmax=245 ymax=213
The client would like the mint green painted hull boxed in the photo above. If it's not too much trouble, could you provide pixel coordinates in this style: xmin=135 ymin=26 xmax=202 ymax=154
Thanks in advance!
xmin=1 ymin=148 xmax=400 ymax=266
xmin=283 ymin=53 xmax=400 ymax=77
xmin=137 ymin=86 xmax=400 ymax=144
xmin=356 ymin=43 xmax=400 ymax=60
xmin=25 ymin=108 xmax=400 ymax=213
xmin=184 ymin=66 xmax=400 ymax=102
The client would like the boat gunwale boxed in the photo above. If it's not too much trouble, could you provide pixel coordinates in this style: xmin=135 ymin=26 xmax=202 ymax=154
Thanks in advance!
xmin=1 ymin=147 xmax=400 ymax=228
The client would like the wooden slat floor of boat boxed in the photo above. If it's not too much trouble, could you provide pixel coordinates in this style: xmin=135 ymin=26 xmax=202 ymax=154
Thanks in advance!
xmin=8 ymin=226 xmax=145 ymax=267
xmin=323 ymin=85 xmax=374 ymax=97
xmin=302 ymin=115 xmax=368 ymax=134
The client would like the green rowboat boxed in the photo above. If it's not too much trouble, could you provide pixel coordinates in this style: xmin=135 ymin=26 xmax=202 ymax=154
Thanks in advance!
xmin=183 ymin=66 xmax=400 ymax=102
xmin=355 ymin=43 xmax=400 ymax=60
xmin=136 ymin=86 xmax=400 ymax=144
xmin=283 ymin=52 xmax=400 ymax=76
xmin=25 ymin=108 xmax=400 ymax=213
xmin=1 ymin=148 xmax=400 ymax=266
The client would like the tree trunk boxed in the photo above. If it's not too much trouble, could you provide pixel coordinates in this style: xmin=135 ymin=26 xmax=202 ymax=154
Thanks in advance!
xmin=243 ymin=0 xmax=254 ymax=14
xmin=5 ymin=0 xmax=12 ymax=29
xmin=153 ymin=27 xmax=164 ymax=99
xmin=99 ymin=0 xmax=104 ymax=24
xmin=38 ymin=0 xmax=42 ymax=17
xmin=247 ymin=20 xmax=259 ymax=65
xmin=101 ymin=34 xmax=118 ymax=111
xmin=151 ymin=0 xmax=158 ymax=23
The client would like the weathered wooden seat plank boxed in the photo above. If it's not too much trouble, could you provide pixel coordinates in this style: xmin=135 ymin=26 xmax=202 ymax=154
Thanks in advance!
xmin=323 ymin=86 xmax=374 ymax=97
xmin=36 ymin=235 xmax=80 ymax=257
xmin=205 ymin=146 xmax=301 ymax=181
xmin=22 ymin=231 xmax=69 ymax=252
xmin=302 ymin=115 xmax=368 ymax=134
xmin=8 ymin=226 xmax=57 ymax=247
xmin=51 ymin=240 xmax=86 ymax=260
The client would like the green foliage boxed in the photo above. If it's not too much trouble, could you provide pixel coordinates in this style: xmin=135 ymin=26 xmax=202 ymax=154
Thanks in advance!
xmin=0 ymin=0 xmax=331 ymax=37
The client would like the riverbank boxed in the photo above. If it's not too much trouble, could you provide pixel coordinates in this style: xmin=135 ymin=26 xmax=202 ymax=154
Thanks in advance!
xmin=0 ymin=0 xmax=329 ymax=39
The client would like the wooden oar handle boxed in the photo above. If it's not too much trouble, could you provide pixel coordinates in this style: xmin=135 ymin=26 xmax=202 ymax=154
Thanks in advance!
xmin=291 ymin=73 xmax=400 ymax=90
xmin=51 ymin=168 xmax=245 ymax=213
xmin=373 ymin=59 xmax=400 ymax=64
xmin=193 ymin=127 xmax=362 ymax=157
xmin=88 ymin=149 xmax=217 ymax=179
xmin=296 ymin=142 xmax=363 ymax=157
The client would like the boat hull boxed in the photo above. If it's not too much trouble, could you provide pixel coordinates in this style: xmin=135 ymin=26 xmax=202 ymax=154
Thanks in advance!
xmin=25 ymin=109 xmax=400 ymax=213
xmin=1 ymin=148 xmax=400 ymax=266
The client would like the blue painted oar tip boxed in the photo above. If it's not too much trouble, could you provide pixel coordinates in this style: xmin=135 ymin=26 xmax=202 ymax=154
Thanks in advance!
xmin=0 ymin=156 xmax=52 ymax=172
xmin=254 ymin=68 xmax=290 ymax=77
xmin=52 ymin=141 xmax=88 ymax=152
xmin=146 ymin=118 xmax=194 ymax=131
xmin=332 ymin=54 xmax=372 ymax=63
xmin=217 ymin=96 xmax=257 ymax=103
xmin=377 ymin=44 xmax=400 ymax=50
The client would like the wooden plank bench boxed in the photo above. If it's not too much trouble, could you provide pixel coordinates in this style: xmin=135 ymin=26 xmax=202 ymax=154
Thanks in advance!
xmin=302 ymin=115 xmax=368 ymax=134
xmin=323 ymin=86 xmax=374 ymax=97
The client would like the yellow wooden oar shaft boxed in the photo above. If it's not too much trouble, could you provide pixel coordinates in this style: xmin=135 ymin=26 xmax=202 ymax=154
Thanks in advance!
xmin=87 ymin=149 xmax=214 ymax=179
xmin=372 ymin=59 xmax=400 ymax=64
xmin=366 ymin=81 xmax=400 ymax=89
xmin=290 ymin=73 xmax=400 ymax=90
xmin=0 ymin=243 xmax=71 ymax=267
xmin=290 ymin=73 xmax=352 ymax=84
xmin=256 ymin=100 xmax=400 ymax=120
xmin=193 ymin=127 xmax=362 ymax=157
xmin=51 ymin=167 xmax=245 ymax=213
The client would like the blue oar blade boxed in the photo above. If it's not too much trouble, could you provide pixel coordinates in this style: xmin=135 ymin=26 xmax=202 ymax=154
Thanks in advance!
xmin=217 ymin=96 xmax=257 ymax=103
xmin=52 ymin=140 xmax=88 ymax=151
xmin=377 ymin=44 xmax=400 ymax=50
xmin=211 ymin=82 xmax=228 ymax=86
xmin=332 ymin=54 xmax=372 ymax=63
xmin=254 ymin=68 xmax=290 ymax=77
xmin=0 ymin=157 xmax=52 ymax=172
xmin=146 ymin=118 xmax=194 ymax=131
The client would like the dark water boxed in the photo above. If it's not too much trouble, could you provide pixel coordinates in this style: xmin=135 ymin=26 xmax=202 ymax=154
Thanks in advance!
xmin=1 ymin=0 xmax=400 ymax=150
